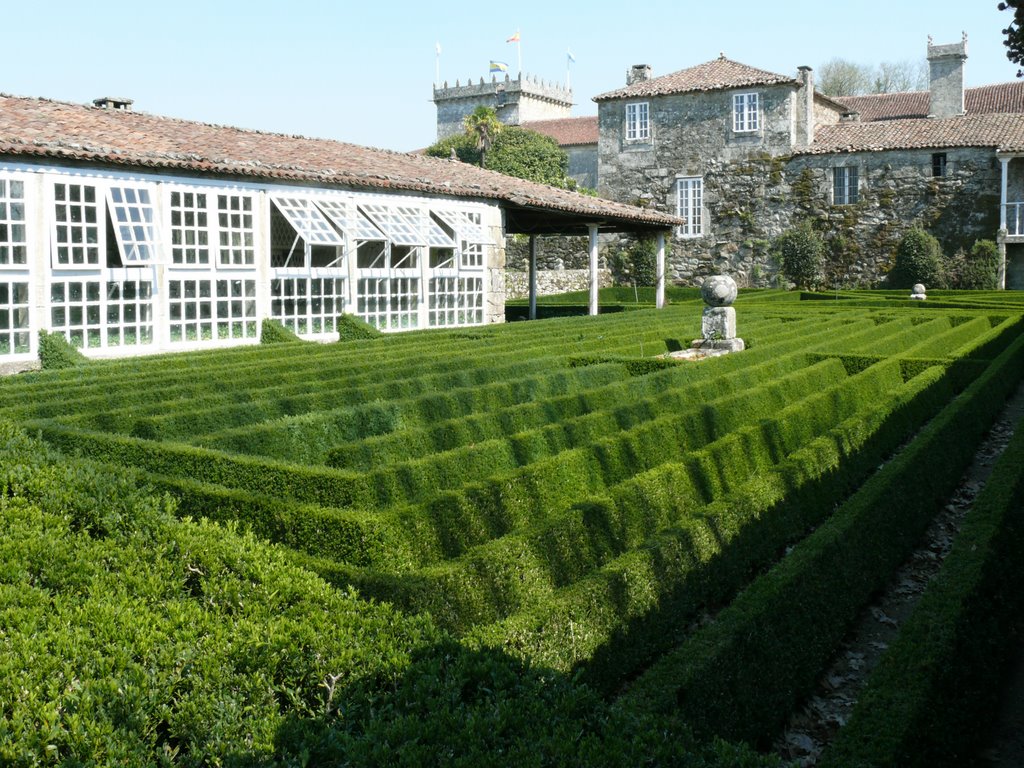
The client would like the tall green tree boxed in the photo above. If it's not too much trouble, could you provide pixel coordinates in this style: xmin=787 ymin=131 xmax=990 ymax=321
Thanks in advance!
xmin=1000 ymin=0 xmax=1024 ymax=76
xmin=462 ymin=106 xmax=503 ymax=168
xmin=425 ymin=118 xmax=577 ymax=190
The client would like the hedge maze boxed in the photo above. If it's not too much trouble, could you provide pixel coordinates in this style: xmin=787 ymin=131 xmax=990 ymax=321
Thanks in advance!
xmin=3 ymin=290 xmax=1024 ymax=765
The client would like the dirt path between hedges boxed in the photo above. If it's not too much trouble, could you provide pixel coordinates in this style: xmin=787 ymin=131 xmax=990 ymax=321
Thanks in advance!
xmin=772 ymin=380 xmax=1024 ymax=767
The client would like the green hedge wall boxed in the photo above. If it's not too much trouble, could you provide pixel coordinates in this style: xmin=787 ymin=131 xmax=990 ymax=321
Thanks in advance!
xmin=616 ymin=325 xmax=1024 ymax=746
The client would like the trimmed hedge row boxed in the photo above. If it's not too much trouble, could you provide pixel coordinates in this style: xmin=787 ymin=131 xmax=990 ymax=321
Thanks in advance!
xmin=1 ymin=307 xmax=703 ymax=420
xmin=819 ymin=416 xmax=1024 ymax=768
xmin=359 ymin=358 xmax=904 ymax=630
xmin=327 ymin=318 xmax=877 ymax=471
xmin=616 ymin=322 xmax=1024 ymax=747
xmin=463 ymin=361 xmax=956 ymax=688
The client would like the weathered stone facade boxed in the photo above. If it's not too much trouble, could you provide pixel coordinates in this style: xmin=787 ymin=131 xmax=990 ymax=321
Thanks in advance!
xmin=594 ymin=45 xmax=1024 ymax=289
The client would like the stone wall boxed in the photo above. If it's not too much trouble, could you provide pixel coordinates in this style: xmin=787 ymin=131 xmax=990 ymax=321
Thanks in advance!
xmin=505 ymin=268 xmax=613 ymax=299
xmin=433 ymin=75 xmax=573 ymax=140
xmin=566 ymin=144 xmax=598 ymax=190
xmin=505 ymin=235 xmax=598 ymax=271
xmin=598 ymin=84 xmax=1004 ymax=288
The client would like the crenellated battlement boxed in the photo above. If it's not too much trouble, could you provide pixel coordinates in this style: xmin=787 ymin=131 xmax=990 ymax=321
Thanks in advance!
xmin=433 ymin=74 xmax=573 ymax=140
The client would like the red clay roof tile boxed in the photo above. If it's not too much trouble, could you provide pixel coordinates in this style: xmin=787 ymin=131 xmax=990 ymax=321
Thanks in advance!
xmin=0 ymin=94 xmax=681 ymax=230
xmin=593 ymin=56 xmax=795 ymax=101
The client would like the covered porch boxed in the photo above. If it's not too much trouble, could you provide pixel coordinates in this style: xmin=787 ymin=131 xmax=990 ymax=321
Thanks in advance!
xmin=502 ymin=202 xmax=679 ymax=318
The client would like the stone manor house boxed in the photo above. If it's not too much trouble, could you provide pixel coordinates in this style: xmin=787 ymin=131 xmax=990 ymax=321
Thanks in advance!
xmin=435 ymin=37 xmax=1024 ymax=290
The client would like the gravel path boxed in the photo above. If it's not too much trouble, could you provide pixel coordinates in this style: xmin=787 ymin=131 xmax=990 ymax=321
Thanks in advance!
xmin=773 ymin=381 xmax=1024 ymax=767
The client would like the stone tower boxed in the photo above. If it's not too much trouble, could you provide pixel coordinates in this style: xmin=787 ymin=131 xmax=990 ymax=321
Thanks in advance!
xmin=433 ymin=74 xmax=573 ymax=139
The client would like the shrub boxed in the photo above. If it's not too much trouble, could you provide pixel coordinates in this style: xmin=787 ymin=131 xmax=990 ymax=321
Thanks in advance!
xmin=38 ymin=329 xmax=86 ymax=369
xmin=947 ymin=239 xmax=1000 ymax=290
xmin=771 ymin=223 xmax=824 ymax=289
xmin=337 ymin=312 xmax=382 ymax=341
xmin=889 ymin=227 xmax=944 ymax=289
xmin=609 ymin=237 xmax=668 ymax=287
xmin=259 ymin=317 xmax=302 ymax=344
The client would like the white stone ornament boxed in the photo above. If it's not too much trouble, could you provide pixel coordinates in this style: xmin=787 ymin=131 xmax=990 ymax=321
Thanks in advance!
xmin=701 ymin=274 xmax=738 ymax=307
xmin=910 ymin=283 xmax=927 ymax=301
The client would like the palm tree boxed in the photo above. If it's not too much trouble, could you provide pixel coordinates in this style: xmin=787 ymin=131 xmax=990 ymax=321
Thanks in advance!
xmin=463 ymin=106 xmax=502 ymax=168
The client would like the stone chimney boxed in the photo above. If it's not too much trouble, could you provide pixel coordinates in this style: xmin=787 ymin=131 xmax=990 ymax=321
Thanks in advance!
xmin=626 ymin=64 xmax=652 ymax=86
xmin=927 ymin=34 xmax=967 ymax=119
xmin=93 ymin=96 xmax=134 ymax=111
xmin=796 ymin=66 xmax=815 ymax=147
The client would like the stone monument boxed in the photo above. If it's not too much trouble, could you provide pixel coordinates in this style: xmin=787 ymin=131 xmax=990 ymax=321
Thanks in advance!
xmin=910 ymin=283 xmax=927 ymax=300
xmin=692 ymin=275 xmax=745 ymax=353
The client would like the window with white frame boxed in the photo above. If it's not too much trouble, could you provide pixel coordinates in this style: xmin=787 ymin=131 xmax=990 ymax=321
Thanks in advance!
xmin=676 ymin=177 xmax=703 ymax=237
xmin=53 ymin=182 xmax=102 ymax=266
xmin=833 ymin=166 xmax=859 ymax=205
xmin=733 ymin=93 xmax=759 ymax=132
xmin=458 ymin=277 xmax=484 ymax=325
xmin=0 ymin=281 xmax=30 ymax=355
xmin=52 ymin=179 xmax=162 ymax=268
xmin=433 ymin=210 xmax=489 ymax=269
xmin=270 ymin=276 xmax=346 ymax=336
xmin=216 ymin=193 xmax=255 ymax=266
xmin=107 ymin=186 xmax=160 ymax=262
xmin=170 ymin=190 xmax=211 ymax=266
xmin=357 ymin=276 xmax=419 ymax=331
xmin=626 ymin=102 xmax=650 ymax=141
xmin=168 ymin=278 xmax=256 ymax=343
xmin=0 ymin=177 xmax=27 ymax=266
xmin=49 ymin=277 xmax=154 ymax=349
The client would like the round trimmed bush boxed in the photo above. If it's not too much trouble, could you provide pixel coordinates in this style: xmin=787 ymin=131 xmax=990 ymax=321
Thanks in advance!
xmin=771 ymin=223 xmax=824 ymax=289
xmin=889 ymin=228 xmax=944 ymax=289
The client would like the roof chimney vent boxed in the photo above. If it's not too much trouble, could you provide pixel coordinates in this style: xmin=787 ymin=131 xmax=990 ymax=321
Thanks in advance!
xmin=626 ymin=64 xmax=652 ymax=86
xmin=92 ymin=96 xmax=134 ymax=111
xmin=926 ymin=34 xmax=967 ymax=119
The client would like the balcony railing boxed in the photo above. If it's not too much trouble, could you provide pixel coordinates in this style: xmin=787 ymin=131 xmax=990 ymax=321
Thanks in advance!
xmin=1004 ymin=202 xmax=1024 ymax=236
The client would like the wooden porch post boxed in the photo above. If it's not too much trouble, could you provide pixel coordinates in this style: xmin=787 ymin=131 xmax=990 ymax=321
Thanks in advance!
xmin=655 ymin=231 xmax=666 ymax=309
xmin=529 ymin=234 xmax=538 ymax=320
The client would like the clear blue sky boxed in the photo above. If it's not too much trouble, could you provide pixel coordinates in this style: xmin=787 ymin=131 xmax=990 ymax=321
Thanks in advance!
xmin=3 ymin=1 xmax=1019 ymax=153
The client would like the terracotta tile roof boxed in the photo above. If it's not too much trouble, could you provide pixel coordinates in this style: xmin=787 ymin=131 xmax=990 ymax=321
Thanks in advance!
xmin=799 ymin=112 xmax=1024 ymax=155
xmin=0 ymin=93 xmax=681 ymax=230
xmin=835 ymin=82 xmax=1024 ymax=121
xmin=594 ymin=55 xmax=795 ymax=101
xmin=521 ymin=116 xmax=598 ymax=146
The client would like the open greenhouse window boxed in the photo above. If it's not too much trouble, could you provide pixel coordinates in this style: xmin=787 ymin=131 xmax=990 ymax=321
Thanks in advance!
xmin=106 ymin=185 xmax=160 ymax=263
xmin=359 ymin=204 xmax=425 ymax=246
xmin=391 ymin=245 xmax=419 ymax=269
xmin=356 ymin=240 xmax=387 ymax=269
xmin=433 ymin=210 xmax=489 ymax=245
xmin=270 ymin=197 xmax=345 ymax=269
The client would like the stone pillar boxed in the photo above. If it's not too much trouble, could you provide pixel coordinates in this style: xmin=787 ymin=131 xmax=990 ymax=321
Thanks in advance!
xmin=588 ymin=224 xmax=599 ymax=316
xmin=927 ymin=35 xmax=967 ymax=119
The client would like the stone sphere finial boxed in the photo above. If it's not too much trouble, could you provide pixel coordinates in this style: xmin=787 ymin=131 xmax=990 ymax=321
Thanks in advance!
xmin=701 ymin=275 xmax=738 ymax=307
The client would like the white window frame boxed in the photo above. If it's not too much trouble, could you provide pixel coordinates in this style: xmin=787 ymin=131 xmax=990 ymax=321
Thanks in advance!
xmin=215 ymin=191 xmax=256 ymax=268
xmin=733 ymin=92 xmax=759 ymax=133
xmin=625 ymin=102 xmax=650 ymax=142
xmin=676 ymin=177 xmax=703 ymax=238
xmin=833 ymin=166 xmax=859 ymax=206
xmin=0 ymin=173 xmax=29 ymax=269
